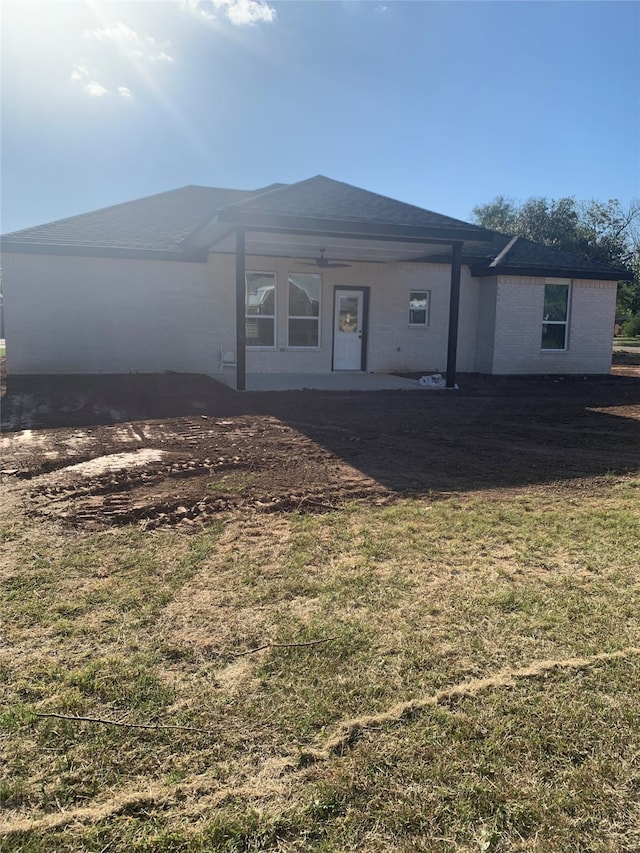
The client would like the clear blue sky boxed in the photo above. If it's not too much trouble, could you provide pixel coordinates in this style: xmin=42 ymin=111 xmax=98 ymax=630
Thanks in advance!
xmin=2 ymin=0 xmax=639 ymax=234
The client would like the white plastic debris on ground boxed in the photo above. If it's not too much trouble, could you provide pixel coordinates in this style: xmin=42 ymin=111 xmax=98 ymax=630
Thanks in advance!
xmin=418 ymin=373 xmax=458 ymax=390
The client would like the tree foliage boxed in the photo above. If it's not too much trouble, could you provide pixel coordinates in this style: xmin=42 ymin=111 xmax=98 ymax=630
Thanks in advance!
xmin=471 ymin=195 xmax=640 ymax=315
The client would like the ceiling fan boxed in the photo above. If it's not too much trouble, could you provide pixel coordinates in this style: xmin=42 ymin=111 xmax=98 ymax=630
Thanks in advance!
xmin=302 ymin=248 xmax=351 ymax=269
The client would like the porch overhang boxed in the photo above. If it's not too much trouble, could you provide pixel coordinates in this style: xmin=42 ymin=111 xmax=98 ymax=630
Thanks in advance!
xmin=215 ymin=208 xmax=485 ymax=244
xmin=205 ymin=214 xmax=490 ymax=392
xmin=181 ymin=207 xmax=490 ymax=259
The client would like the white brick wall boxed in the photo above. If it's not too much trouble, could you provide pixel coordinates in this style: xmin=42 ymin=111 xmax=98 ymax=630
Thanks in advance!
xmin=490 ymin=276 xmax=617 ymax=374
xmin=5 ymin=252 xmax=474 ymax=377
xmin=3 ymin=250 xmax=616 ymax=378
xmin=3 ymin=253 xmax=234 ymax=376
xmin=242 ymin=259 xmax=479 ymax=375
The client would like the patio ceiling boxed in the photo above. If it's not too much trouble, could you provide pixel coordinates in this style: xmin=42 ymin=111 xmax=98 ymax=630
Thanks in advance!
xmin=207 ymin=228 xmax=466 ymax=264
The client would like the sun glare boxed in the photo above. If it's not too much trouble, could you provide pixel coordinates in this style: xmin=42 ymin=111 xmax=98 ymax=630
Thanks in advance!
xmin=4 ymin=0 xmax=172 ymax=100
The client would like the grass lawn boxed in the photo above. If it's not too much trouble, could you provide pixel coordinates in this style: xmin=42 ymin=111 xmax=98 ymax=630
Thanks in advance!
xmin=2 ymin=472 xmax=640 ymax=851
xmin=614 ymin=336 xmax=640 ymax=347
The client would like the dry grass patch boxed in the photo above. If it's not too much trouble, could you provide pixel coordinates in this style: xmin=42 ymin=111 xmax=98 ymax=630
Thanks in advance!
xmin=1 ymin=476 xmax=640 ymax=851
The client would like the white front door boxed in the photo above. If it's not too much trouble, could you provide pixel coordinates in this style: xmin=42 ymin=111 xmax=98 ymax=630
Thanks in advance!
xmin=333 ymin=290 xmax=364 ymax=370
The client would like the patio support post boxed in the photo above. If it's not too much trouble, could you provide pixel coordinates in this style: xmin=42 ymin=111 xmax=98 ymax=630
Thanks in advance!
xmin=446 ymin=241 xmax=462 ymax=389
xmin=235 ymin=228 xmax=246 ymax=391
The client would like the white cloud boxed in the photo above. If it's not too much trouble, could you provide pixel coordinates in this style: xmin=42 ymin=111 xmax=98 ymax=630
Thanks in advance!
xmin=85 ymin=80 xmax=108 ymax=97
xmin=220 ymin=0 xmax=276 ymax=25
xmin=70 ymin=63 xmax=132 ymax=99
xmin=88 ymin=21 xmax=175 ymax=63
xmin=183 ymin=0 xmax=276 ymax=26
xmin=71 ymin=20 xmax=173 ymax=101
xmin=90 ymin=21 xmax=137 ymax=44
xmin=71 ymin=63 xmax=106 ymax=96
xmin=70 ymin=63 xmax=90 ymax=84
xmin=182 ymin=0 xmax=216 ymax=21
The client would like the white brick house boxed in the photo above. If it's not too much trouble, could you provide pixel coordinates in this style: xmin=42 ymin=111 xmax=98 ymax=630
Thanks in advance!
xmin=1 ymin=176 xmax=629 ymax=389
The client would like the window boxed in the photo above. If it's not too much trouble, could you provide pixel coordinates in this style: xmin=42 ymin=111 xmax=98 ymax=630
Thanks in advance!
xmin=288 ymin=274 xmax=320 ymax=347
xmin=541 ymin=281 xmax=570 ymax=350
xmin=409 ymin=290 xmax=430 ymax=325
xmin=245 ymin=272 xmax=275 ymax=347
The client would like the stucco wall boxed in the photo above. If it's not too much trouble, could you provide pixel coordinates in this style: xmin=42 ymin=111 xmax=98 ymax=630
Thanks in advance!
xmin=2 ymin=253 xmax=233 ymax=375
xmin=490 ymin=276 xmax=617 ymax=375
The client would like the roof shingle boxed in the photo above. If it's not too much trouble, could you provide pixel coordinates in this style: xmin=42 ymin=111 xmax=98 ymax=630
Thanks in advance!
xmin=1 ymin=176 xmax=633 ymax=280
xmin=218 ymin=175 xmax=488 ymax=235
xmin=2 ymin=185 xmax=280 ymax=252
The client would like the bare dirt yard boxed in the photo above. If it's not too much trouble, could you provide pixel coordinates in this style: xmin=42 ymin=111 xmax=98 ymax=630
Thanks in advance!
xmin=1 ymin=357 xmax=640 ymax=851
xmin=2 ymin=359 xmax=639 ymax=531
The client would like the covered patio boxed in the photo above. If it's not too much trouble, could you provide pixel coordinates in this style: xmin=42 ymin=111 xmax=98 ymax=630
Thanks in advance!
xmin=180 ymin=176 xmax=491 ymax=391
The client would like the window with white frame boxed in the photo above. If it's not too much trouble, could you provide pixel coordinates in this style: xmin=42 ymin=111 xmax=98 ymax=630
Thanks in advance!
xmin=288 ymin=274 xmax=320 ymax=347
xmin=245 ymin=272 xmax=276 ymax=348
xmin=409 ymin=290 xmax=430 ymax=325
xmin=541 ymin=281 xmax=570 ymax=350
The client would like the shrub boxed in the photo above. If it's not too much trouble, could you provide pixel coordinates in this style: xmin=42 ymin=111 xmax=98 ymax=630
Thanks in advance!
xmin=621 ymin=315 xmax=640 ymax=336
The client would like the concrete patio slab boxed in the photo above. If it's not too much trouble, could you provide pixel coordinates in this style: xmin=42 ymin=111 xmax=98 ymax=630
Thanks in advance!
xmin=218 ymin=372 xmax=424 ymax=392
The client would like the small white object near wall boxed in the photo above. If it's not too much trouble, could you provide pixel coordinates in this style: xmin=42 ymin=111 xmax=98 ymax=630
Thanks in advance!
xmin=418 ymin=372 xmax=457 ymax=390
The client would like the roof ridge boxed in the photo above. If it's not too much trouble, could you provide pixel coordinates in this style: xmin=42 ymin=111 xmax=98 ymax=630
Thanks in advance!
xmin=312 ymin=175 xmax=490 ymax=232
xmin=179 ymin=182 xmax=290 ymax=246
xmin=216 ymin=176 xmax=316 ymax=213
xmin=217 ymin=174 xmax=493 ymax=235
xmin=489 ymin=235 xmax=519 ymax=267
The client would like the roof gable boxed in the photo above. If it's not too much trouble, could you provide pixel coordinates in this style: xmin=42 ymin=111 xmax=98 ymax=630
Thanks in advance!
xmin=215 ymin=175 xmax=489 ymax=241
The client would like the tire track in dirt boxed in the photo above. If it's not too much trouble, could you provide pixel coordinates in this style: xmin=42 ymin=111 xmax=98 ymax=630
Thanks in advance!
xmin=4 ymin=375 xmax=640 ymax=531
xmin=21 ymin=415 xmax=390 ymax=529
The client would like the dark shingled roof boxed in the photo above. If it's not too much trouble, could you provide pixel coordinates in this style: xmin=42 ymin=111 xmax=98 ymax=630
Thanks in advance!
xmin=216 ymin=175 xmax=487 ymax=235
xmin=1 ymin=175 xmax=633 ymax=281
xmin=483 ymin=235 xmax=632 ymax=279
xmin=1 ymin=185 xmax=283 ymax=254
xmin=480 ymin=233 xmax=632 ymax=280
xmin=423 ymin=233 xmax=632 ymax=281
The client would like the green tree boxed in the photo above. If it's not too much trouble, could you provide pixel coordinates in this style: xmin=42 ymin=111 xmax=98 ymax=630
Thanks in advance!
xmin=471 ymin=195 xmax=518 ymax=234
xmin=618 ymin=255 xmax=640 ymax=315
xmin=471 ymin=196 xmax=640 ymax=315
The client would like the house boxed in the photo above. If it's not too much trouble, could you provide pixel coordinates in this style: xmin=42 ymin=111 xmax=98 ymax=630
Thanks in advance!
xmin=0 ymin=175 xmax=631 ymax=389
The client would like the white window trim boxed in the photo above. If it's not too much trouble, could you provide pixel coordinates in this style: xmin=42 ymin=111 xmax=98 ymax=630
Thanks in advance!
xmin=541 ymin=279 xmax=571 ymax=352
xmin=245 ymin=271 xmax=277 ymax=350
xmin=409 ymin=289 xmax=430 ymax=327
xmin=287 ymin=273 xmax=322 ymax=349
